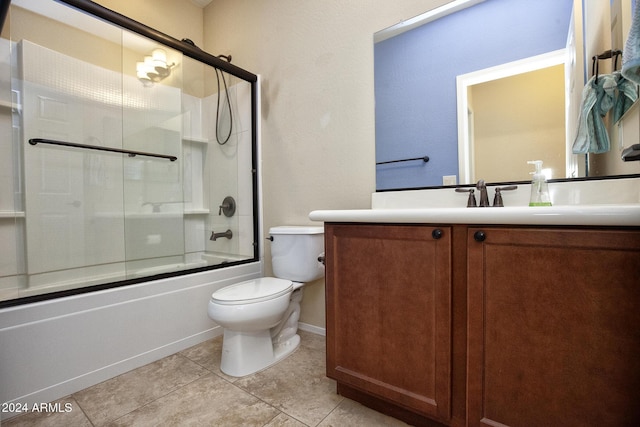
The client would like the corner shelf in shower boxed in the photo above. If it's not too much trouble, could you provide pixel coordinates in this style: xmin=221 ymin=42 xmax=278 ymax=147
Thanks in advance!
xmin=0 ymin=211 xmax=25 ymax=218
xmin=184 ymin=209 xmax=210 ymax=215
xmin=183 ymin=136 xmax=211 ymax=144
xmin=182 ymin=136 xmax=209 ymax=215
xmin=0 ymin=99 xmax=22 ymax=113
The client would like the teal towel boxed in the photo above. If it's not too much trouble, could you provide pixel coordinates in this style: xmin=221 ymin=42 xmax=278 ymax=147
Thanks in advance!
xmin=572 ymin=74 xmax=616 ymax=154
xmin=622 ymin=3 xmax=640 ymax=84
xmin=613 ymin=71 xmax=638 ymax=122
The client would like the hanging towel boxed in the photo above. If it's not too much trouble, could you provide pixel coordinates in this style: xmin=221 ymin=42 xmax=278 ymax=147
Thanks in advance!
xmin=613 ymin=71 xmax=638 ymax=122
xmin=572 ymin=74 xmax=616 ymax=154
xmin=622 ymin=3 xmax=640 ymax=84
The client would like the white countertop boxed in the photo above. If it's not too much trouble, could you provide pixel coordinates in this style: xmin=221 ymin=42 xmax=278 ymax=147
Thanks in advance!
xmin=309 ymin=204 xmax=640 ymax=227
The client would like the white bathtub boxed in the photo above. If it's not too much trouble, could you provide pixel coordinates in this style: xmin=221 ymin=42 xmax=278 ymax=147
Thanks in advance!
xmin=0 ymin=259 xmax=262 ymax=420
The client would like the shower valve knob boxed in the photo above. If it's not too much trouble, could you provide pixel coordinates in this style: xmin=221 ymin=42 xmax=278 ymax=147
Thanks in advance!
xmin=218 ymin=196 xmax=236 ymax=217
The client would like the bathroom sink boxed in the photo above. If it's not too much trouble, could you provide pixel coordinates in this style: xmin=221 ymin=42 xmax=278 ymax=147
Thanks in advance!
xmin=309 ymin=204 xmax=640 ymax=226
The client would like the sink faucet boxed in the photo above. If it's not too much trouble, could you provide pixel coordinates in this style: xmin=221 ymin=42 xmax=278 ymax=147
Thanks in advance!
xmin=456 ymin=181 xmax=519 ymax=207
xmin=493 ymin=185 xmax=518 ymax=207
xmin=455 ymin=187 xmax=477 ymax=207
xmin=476 ymin=179 xmax=490 ymax=207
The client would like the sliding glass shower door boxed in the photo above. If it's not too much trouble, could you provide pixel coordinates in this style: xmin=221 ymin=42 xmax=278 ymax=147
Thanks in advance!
xmin=18 ymin=6 xmax=134 ymax=289
xmin=121 ymin=31 xmax=186 ymax=275
xmin=0 ymin=0 xmax=258 ymax=305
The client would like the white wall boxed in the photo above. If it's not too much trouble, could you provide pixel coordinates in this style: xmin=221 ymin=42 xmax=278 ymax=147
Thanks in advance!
xmin=97 ymin=0 xmax=205 ymax=49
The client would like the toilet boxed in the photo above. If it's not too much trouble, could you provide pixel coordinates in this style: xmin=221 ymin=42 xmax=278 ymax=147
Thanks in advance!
xmin=207 ymin=225 xmax=324 ymax=377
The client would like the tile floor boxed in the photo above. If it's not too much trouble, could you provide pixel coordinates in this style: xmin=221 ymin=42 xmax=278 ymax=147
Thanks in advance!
xmin=4 ymin=330 xmax=409 ymax=426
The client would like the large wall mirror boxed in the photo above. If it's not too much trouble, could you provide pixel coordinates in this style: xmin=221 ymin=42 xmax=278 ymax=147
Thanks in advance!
xmin=374 ymin=0 xmax=640 ymax=191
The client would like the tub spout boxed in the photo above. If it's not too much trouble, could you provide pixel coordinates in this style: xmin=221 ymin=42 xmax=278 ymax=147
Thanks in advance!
xmin=210 ymin=229 xmax=233 ymax=241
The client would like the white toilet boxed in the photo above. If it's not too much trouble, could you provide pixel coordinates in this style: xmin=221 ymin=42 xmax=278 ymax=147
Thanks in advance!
xmin=207 ymin=225 xmax=324 ymax=377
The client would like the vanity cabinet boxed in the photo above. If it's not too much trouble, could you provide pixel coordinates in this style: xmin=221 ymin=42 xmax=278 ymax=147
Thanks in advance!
xmin=324 ymin=223 xmax=640 ymax=427
xmin=466 ymin=227 xmax=640 ymax=427
xmin=324 ymin=223 xmax=453 ymax=424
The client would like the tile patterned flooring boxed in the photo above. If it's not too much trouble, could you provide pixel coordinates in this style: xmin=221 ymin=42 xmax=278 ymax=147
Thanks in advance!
xmin=4 ymin=331 xmax=409 ymax=426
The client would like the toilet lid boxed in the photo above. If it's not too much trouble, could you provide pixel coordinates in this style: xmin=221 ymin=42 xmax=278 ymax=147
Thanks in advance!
xmin=211 ymin=277 xmax=293 ymax=305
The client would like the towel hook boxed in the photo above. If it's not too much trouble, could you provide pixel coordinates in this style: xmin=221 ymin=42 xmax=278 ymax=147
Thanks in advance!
xmin=592 ymin=49 xmax=624 ymax=83
xmin=592 ymin=55 xmax=600 ymax=83
xmin=613 ymin=49 xmax=622 ymax=71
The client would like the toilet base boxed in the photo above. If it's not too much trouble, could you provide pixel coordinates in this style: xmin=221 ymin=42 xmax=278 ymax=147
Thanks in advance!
xmin=220 ymin=329 xmax=301 ymax=377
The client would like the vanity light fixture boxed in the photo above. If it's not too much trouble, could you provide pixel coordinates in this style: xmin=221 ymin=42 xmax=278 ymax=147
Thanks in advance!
xmin=136 ymin=48 xmax=175 ymax=86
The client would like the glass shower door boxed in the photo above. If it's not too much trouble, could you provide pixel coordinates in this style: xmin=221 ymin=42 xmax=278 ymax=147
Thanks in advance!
xmin=121 ymin=31 xmax=186 ymax=276
xmin=0 ymin=0 xmax=258 ymax=306
xmin=15 ymin=3 xmax=129 ymax=290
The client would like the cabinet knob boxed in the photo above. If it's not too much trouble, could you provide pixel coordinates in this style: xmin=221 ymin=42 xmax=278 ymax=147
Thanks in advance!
xmin=473 ymin=230 xmax=486 ymax=242
xmin=432 ymin=229 xmax=443 ymax=240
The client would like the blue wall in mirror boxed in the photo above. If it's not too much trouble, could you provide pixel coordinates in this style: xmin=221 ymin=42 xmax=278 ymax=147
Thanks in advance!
xmin=375 ymin=0 xmax=574 ymax=190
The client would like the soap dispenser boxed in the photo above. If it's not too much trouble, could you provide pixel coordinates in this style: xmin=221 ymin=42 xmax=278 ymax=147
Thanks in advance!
xmin=527 ymin=160 xmax=552 ymax=206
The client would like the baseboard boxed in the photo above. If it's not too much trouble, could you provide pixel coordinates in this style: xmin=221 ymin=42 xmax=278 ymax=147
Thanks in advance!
xmin=298 ymin=322 xmax=325 ymax=336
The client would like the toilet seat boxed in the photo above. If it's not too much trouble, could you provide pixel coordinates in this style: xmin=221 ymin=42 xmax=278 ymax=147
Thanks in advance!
xmin=211 ymin=277 xmax=293 ymax=305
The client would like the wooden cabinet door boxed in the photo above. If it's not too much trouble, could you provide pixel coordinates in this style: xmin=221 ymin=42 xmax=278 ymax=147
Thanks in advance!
xmin=467 ymin=227 xmax=640 ymax=427
xmin=325 ymin=224 xmax=452 ymax=421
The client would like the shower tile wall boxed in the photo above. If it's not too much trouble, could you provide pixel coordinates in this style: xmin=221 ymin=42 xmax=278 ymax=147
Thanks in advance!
xmin=1 ymin=38 xmax=254 ymax=302
xmin=182 ymin=93 xmax=207 ymax=258
xmin=0 ymin=39 xmax=22 ymax=301
xmin=183 ymin=78 xmax=254 ymax=260
xmin=19 ymin=40 xmax=187 ymax=287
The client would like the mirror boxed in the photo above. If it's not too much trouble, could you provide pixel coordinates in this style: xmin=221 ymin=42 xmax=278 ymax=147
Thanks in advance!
xmin=374 ymin=0 xmax=640 ymax=190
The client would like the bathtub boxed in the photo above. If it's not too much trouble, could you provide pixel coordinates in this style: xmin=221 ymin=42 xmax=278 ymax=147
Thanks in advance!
xmin=129 ymin=260 xmax=209 ymax=277
xmin=18 ymin=253 xmax=248 ymax=295
xmin=0 ymin=259 xmax=262 ymax=420
xmin=201 ymin=252 xmax=250 ymax=265
xmin=131 ymin=253 xmax=251 ymax=277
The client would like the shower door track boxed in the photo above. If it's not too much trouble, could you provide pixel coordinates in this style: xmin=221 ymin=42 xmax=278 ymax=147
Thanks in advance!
xmin=28 ymin=138 xmax=178 ymax=161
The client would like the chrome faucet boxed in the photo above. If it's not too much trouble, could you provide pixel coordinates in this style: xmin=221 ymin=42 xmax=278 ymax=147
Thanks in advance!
xmin=476 ymin=179 xmax=490 ymax=207
xmin=210 ymin=229 xmax=233 ymax=241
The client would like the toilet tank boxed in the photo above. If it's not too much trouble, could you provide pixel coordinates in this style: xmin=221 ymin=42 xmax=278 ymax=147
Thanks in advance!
xmin=269 ymin=226 xmax=324 ymax=283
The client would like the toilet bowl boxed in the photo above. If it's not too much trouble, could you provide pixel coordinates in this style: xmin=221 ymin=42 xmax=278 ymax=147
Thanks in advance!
xmin=207 ymin=226 xmax=324 ymax=377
